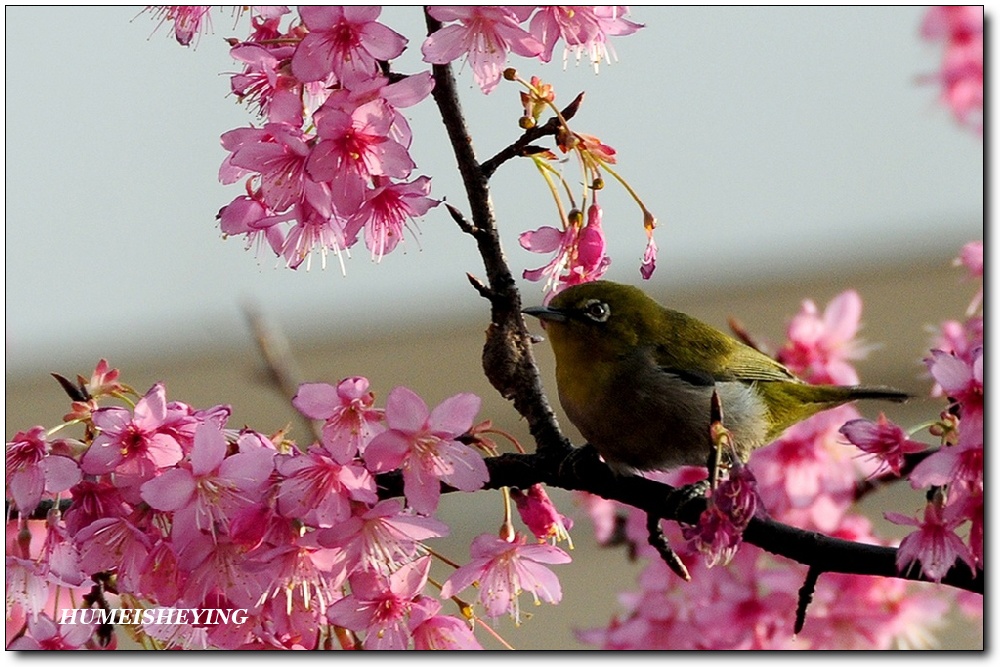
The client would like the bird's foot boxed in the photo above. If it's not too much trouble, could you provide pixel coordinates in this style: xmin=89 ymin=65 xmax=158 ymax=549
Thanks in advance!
xmin=664 ymin=479 xmax=710 ymax=519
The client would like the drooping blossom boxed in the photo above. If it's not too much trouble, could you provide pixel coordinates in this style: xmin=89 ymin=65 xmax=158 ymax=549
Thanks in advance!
xmin=511 ymin=484 xmax=573 ymax=545
xmin=682 ymin=461 xmax=760 ymax=567
xmin=146 ymin=6 xmax=213 ymax=47
xmin=318 ymin=499 xmax=449 ymax=576
xmin=5 ymin=426 xmax=81 ymax=514
xmin=364 ymin=387 xmax=489 ymax=515
xmin=520 ymin=203 xmax=610 ymax=300
xmin=327 ymin=556 xmax=432 ymax=650
xmin=347 ymin=176 xmax=439 ymax=261
xmin=920 ymin=6 xmax=983 ymax=133
xmin=292 ymin=6 xmax=407 ymax=85
xmin=885 ymin=501 xmax=976 ymax=583
xmin=422 ymin=6 xmax=544 ymax=94
xmin=529 ymin=6 xmax=643 ymax=70
xmin=293 ymin=377 xmax=385 ymax=463
xmin=776 ymin=290 xmax=867 ymax=385
xmin=839 ymin=413 xmax=927 ymax=476
xmin=440 ymin=533 xmax=571 ymax=623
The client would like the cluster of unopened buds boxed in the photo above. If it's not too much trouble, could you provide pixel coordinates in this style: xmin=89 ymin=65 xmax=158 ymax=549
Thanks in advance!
xmin=6 ymin=369 xmax=575 ymax=649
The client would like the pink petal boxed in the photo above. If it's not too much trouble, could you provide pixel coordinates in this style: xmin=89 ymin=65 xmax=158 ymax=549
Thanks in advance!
xmin=385 ymin=386 xmax=429 ymax=432
xmin=190 ymin=423 xmax=226 ymax=476
xmin=822 ymin=290 xmax=861 ymax=344
xmin=420 ymin=24 xmax=470 ymax=65
xmin=403 ymin=464 xmax=442 ymax=515
xmin=364 ymin=431 xmax=412 ymax=472
xmin=437 ymin=442 xmax=489 ymax=492
xmin=39 ymin=455 xmax=81 ymax=494
xmin=293 ymin=382 xmax=340 ymax=420
xmin=519 ymin=226 xmax=564 ymax=253
xmin=429 ymin=393 xmax=481 ymax=436
xmin=141 ymin=468 xmax=196 ymax=511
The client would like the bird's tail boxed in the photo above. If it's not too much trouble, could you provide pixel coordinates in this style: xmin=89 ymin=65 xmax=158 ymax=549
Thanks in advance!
xmin=841 ymin=385 xmax=911 ymax=403
xmin=763 ymin=382 xmax=910 ymax=441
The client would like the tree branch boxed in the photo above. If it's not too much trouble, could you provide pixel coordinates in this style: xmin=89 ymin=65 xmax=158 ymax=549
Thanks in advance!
xmin=425 ymin=10 xmax=570 ymax=459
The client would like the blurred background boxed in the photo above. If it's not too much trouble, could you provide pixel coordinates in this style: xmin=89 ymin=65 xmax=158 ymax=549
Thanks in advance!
xmin=5 ymin=6 xmax=983 ymax=649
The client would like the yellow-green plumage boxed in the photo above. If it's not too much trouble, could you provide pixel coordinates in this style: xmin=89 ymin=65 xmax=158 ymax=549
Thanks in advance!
xmin=523 ymin=281 xmax=908 ymax=473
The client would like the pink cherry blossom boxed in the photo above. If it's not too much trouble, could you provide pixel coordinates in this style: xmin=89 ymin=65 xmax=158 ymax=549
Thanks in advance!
xmin=293 ymin=377 xmax=385 ymax=463
xmin=6 ymin=612 xmax=95 ymax=650
xmin=839 ymin=413 xmax=927 ymax=476
xmin=292 ymin=6 xmax=407 ymax=85
xmin=422 ymin=6 xmax=544 ymax=94
xmin=221 ymin=123 xmax=331 ymax=215
xmin=146 ymin=6 xmax=213 ymax=47
xmin=440 ymin=533 xmax=571 ymax=623
xmin=885 ymin=501 xmax=976 ymax=583
xmin=74 ymin=517 xmax=151 ymax=593
xmin=327 ymin=556 xmax=431 ymax=650
xmin=364 ymin=387 xmax=488 ymax=514
xmin=409 ymin=597 xmax=483 ymax=650
xmin=682 ymin=462 xmax=760 ymax=567
xmin=921 ymin=6 xmax=983 ymax=134
xmin=925 ymin=346 xmax=983 ymax=449
xmin=5 ymin=426 xmax=81 ymax=514
xmin=529 ymin=6 xmax=643 ymax=69
xmin=318 ymin=499 xmax=449 ymax=576
xmin=81 ymin=383 xmax=183 ymax=487
xmin=777 ymin=289 xmax=867 ymax=385
xmin=308 ymin=100 xmax=415 ymax=185
xmin=274 ymin=445 xmax=377 ymax=528
xmin=139 ymin=422 xmax=275 ymax=543
xmin=520 ymin=203 xmax=610 ymax=300
xmin=347 ymin=175 xmax=439 ymax=261
xmin=957 ymin=240 xmax=983 ymax=314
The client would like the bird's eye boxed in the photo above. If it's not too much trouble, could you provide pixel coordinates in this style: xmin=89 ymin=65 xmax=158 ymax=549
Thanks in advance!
xmin=582 ymin=299 xmax=610 ymax=323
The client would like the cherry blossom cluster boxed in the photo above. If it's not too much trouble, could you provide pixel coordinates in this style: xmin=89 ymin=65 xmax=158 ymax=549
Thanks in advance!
xmin=920 ymin=6 xmax=983 ymax=134
xmin=6 ymin=369 xmax=573 ymax=650
xmin=841 ymin=241 xmax=983 ymax=583
xmin=576 ymin=277 xmax=982 ymax=649
xmin=144 ymin=6 xmax=646 ymax=275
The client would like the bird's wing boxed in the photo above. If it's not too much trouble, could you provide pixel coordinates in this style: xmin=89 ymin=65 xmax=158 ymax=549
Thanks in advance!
xmin=653 ymin=341 xmax=800 ymax=385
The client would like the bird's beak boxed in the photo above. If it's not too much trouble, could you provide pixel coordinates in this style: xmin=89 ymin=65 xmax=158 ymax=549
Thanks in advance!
xmin=522 ymin=305 xmax=568 ymax=323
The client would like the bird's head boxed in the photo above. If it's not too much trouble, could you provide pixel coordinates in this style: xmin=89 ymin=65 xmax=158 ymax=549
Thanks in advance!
xmin=523 ymin=281 xmax=666 ymax=359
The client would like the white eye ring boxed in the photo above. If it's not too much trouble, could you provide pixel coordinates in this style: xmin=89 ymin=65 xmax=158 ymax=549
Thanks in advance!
xmin=583 ymin=299 xmax=610 ymax=323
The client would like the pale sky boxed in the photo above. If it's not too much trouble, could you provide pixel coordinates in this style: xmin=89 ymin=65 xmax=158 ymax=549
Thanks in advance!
xmin=4 ymin=6 xmax=983 ymax=374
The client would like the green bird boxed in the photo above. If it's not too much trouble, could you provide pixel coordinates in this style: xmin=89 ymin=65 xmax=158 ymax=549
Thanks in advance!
xmin=523 ymin=281 xmax=908 ymax=474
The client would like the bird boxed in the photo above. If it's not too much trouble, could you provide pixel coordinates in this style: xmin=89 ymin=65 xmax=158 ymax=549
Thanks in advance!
xmin=522 ymin=280 xmax=909 ymax=474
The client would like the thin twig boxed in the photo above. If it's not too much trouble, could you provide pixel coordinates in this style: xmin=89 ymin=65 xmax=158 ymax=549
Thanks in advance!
xmin=241 ymin=301 xmax=321 ymax=443
xmin=480 ymin=92 xmax=585 ymax=178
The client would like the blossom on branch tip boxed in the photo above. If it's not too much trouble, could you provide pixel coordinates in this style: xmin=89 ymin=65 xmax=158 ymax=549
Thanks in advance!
xmin=145 ymin=6 xmax=213 ymax=47
xmin=511 ymin=484 xmax=573 ymax=546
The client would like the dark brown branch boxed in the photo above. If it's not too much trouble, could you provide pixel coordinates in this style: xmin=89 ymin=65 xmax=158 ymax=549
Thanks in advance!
xmin=647 ymin=513 xmax=691 ymax=581
xmin=373 ymin=448 xmax=984 ymax=595
xmin=480 ymin=91 xmax=585 ymax=178
xmin=425 ymin=9 xmax=570 ymax=459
